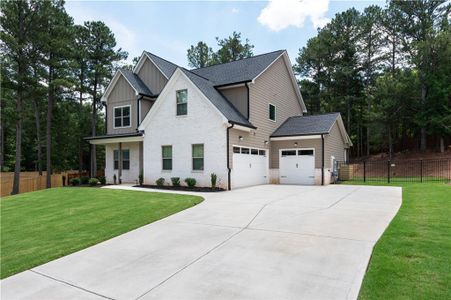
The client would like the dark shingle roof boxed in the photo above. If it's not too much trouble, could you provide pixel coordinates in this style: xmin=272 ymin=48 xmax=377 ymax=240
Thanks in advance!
xmin=271 ymin=113 xmax=341 ymax=137
xmin=119 ymin=69 xmax=154 ymax=96
xmin=180 ymin=69 xmax=254 ymax=128
xmin=190 ymin=50 xmax=285 ymax=86
xmin=145 ymin=51 xmax=178 ymax=79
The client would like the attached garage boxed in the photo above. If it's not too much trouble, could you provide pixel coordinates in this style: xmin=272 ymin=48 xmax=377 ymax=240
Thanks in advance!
xmin=231 ymin=146 xmax=268 ymax=189
xmin=279 ymin=149 xmax=315 ymax=185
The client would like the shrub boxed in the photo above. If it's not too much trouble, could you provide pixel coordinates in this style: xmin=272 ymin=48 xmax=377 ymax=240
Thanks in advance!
xmin=139 ymin=172 xmax=144 ymax=185
xmin=211 ymin=173 xmax=217 ymax=188
xmin=98 ymin=176 xmax=106 ymax=185
xmin=156 ymin=177 xmax=165 ymax=186
xmin=80 ymin=176 xmax=90 ymax=185
xmin=185 ymin=177 xmax=196 ymax=188
xmin=70 ymin=178 xmax=80 ymax=186
xmin=171 ymin=177 xmax=180 ymax=186
xmin=89 ymin=178 xmax=99 ymax=186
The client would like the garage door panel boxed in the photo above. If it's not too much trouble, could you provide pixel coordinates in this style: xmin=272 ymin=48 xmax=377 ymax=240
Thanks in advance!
xmin=280 ymin=149 xmax=315 ymax=185
xmin=232 ymin=153 xmax=268 ymax=189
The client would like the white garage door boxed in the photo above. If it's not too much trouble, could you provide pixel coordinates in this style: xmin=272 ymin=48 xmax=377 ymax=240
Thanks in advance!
xmin=280 ymin=149 xmax=315 ymax=185
xmin=232 ymin=146 xmax=268 ymax=189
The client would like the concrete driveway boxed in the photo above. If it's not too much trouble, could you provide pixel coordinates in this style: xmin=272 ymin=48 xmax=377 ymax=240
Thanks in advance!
xmin=1 ymin=184 xmax=401 ymax=300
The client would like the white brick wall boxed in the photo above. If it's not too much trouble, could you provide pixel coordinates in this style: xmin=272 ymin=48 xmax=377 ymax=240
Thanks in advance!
xmin=142 ymin=70 xmax=229 ymax=188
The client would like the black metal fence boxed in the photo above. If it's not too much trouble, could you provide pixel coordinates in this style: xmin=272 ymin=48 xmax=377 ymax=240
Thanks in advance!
xmin=336 ymin=159 xmax=451 ymax=183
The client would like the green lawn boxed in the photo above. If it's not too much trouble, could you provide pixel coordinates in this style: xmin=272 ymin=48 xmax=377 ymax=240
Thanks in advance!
xmin=343 ymin=181 xmax=450 ymax=299
xmin=0 ymin=187 xmax=203 ymax=279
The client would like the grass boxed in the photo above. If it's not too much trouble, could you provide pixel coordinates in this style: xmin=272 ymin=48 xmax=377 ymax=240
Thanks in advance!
xmin=342 ymin=181 xmax=451 ymax=299
xmin=0 ymin=187 xmax=203 ymax=279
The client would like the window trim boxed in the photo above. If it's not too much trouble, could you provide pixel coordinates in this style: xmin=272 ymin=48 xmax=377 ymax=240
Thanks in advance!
xmin=279 ymin=147 xmax=315 ymax=158
xmin=192 ymin=143 xmax=204 ymax=171
xmin=161 ymin=145 xmax=173 ymax=171
xmin=113 ymin=105 xmax=132 ymax=129
xmin=232 ymin=145 xmax=267 ymax=157
xmin=176 ymin=89 xmax=188 ymax=116
xmin=268 ymin=103 xmax=276 ymax=122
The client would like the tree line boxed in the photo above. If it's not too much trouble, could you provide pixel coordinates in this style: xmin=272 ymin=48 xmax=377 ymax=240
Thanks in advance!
xmin=1 ymin=0 xmax=127 ymax=194
xmin=295 ymin=0 xmax=450 ymax=158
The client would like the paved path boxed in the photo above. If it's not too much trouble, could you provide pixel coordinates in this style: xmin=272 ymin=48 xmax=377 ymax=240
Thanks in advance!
xmin=1 ymin=184 xmax=401 ymax=300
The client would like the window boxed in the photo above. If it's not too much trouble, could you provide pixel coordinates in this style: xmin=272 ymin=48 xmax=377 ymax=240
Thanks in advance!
xmin=298 ymin=149 xmax=314 ymax=156
xmin=176 ymin=89 xmax=187 ymax=116
xmin=258 ymin=150 xmax=266 ymax=156
xmin=233 ymin=147 xmax=240 ymax=153
xmin=162 ymin=146 xmax=172 ymax=170
xmin=251 ymin=149 xmax=258 ymax=155
xmin=269 ymin=104 xmax=276 ymax=121
xmin=281 ymin=150 xmax=296 ymax=156
xmin=241 ymin=148 xmax=250 ymax=154
xmin=192 ymin=144 xmax=204 ymax=170
xmin=114 ymin=106 xmax=131 ymax=128
xmin=113 ymin=149 xmax=130 ymax=170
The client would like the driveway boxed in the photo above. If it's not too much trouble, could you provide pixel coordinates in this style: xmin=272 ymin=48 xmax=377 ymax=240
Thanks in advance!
xmin=1 ymin=184 xmax=401 ymax=300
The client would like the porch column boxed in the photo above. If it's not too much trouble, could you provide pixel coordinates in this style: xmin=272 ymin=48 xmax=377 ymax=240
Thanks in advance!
xmin=118 ymin=142 xmax=122 ymax=184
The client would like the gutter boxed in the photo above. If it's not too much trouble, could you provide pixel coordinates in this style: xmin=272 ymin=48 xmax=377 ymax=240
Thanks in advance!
xmin=226 ymin=123 xmax=234 ymax=190
xmin=214 ymin=80 xmax=252 ymax=89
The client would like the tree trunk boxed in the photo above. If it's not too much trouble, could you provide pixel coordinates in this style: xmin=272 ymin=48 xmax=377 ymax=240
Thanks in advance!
xmin=78 ymin=89 xmax=83 ymax=177
xmin=388 ymin=125 xmax=393 ymax=160
xmin=420 ymin=81 xmax=427 ymax=151
xmin=46 ymin=66 xmax=54 ymax=188
xmin=440 ymin=136 xmax=444 ymax=153
xmin=0 ymin=103 xmax=4 ymax=172
xmin=33 ymin=98 xmax=42 ymax=175
xmin=12 ymin=90 xmax=23 ymax=195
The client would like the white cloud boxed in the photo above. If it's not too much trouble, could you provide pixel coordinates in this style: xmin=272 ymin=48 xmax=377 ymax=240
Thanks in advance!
xmin=65 ymin=2 xmax=139 ymax=62
xmin=258 ymin=0 xmax=330 ymax=32
xmin=231 ymin=8 xmax=240 ymax=14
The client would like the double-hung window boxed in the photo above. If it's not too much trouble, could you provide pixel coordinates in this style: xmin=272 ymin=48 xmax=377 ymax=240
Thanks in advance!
xmin=176 ymin=89 xmax=188 ymax=116
xmin=113 ymin=149 xmax=130 ymax=170
xmin=269 ymin=104 xmax=276 ymax=121
xmin=114 ymin=106 xmax=131 ymax=128
xmin=162 ymin=146 xmax=172 ymax=170
xmin=192 ymin=144 xmax=204 ymax=171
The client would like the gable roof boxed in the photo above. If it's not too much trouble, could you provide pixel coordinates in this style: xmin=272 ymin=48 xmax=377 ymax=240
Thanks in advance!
xmin=190 ymin=50 xmax=285 ymax=86
xmin=144 ymin=51 xmax=179 ymax=79
xmin=271 ymin=113 xmax=342 ymax=137
xmin=180 ymin=68 xmax=254 ymax=128
xmin=119 ymin=69 xmax=154 ymax=96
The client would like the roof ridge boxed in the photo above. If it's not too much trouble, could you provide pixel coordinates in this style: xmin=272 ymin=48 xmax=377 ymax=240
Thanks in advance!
xmin=290 ymin=112 xmax=341 ymax=118
xmin=190 ymin=49 xmax=286 ymax=71
xmin=144 ymin=51 xmax=180 ymax=67
xmin=180 ymin=67 xmax=212 ymax=82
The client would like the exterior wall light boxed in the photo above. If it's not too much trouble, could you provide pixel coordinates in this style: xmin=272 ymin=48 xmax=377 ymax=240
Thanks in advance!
xmin=239 ymin=136 xmax=243 ymax=141
xmin=264 ymin=140 xmax=268 ymax=145
xmin=294 ymin=142 xmax=298 ymax=146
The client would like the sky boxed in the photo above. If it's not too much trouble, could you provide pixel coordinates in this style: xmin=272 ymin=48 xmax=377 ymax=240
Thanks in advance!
xmin=65 ymin=0 xmax=384 ymax=67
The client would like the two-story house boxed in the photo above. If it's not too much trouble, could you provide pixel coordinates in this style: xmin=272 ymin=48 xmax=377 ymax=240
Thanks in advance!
xmin=86 ymin=50 xmax=352 ymax=189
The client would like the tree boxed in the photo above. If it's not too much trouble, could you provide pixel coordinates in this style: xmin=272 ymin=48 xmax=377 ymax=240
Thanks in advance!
xmin=187 ymin=41 xmax=213 ymax=68
xmin=212 ymin=31 xmax=254 ymax=64
xmin=0 ymin=0 xmax=39 ymax=194
xmin=84 ymin=21 xmax=127 ymax=177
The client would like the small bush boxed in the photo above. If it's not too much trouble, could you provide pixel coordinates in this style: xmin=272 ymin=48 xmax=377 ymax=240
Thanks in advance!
xmin=171 ymin=177 xmax=180 ymax=186
xmin=139 ymin=172 xmax=144 ymax=186
xmin=80 ymin=176 xmax=90 ymax=185
xmin=89 ymin=178 xmax=99 ymax=186
xmin=98 ymin=176 xmax=106 ymax=185
xmin=70 ymin=178 xmax=80 ymax=186
xmin=211 ymin=173 xmax=217 ymax=188
xmin=156 ymin=177 xmax=165 ymax=186
xmin=185 ymin=177 xmax=196 ymax=188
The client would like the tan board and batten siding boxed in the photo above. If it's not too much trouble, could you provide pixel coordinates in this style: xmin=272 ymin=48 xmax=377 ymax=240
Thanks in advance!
xmin=137 ymin=57 xmax=168 ymax=94
xmin=107 ymin=76 xmax=137 ymax=134
xmin=219 ymin=86 xmax=248 ymax=118
xmin=228 ymin=56 xmax=303 ymax=167
xmin=270 ymin=122 xmax=346 ymax=169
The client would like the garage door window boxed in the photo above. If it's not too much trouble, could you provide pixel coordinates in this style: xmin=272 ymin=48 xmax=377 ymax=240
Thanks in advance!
xmin=241 ymin=148 xmax=250 ymax=154
xmin=258 ymin=150 xmax=266 ymax=156
xmin=298 ymin=150 xmax=314 ymax=156
xmin=281 ymin=150 xmax=296 ymax=156
xmin=233 ymin=147 xmax=240 ymax=153
xmin=251 ymin=149 xmax=258 ymax=155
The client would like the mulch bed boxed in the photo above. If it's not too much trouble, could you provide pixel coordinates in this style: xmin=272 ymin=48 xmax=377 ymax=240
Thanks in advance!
xmin=135 ymin=185 xmax=225 ymax=192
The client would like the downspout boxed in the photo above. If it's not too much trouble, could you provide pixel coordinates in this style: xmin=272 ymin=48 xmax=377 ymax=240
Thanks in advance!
xmin=321 ymin=134 xmax=324 ymax=186
xmin=226 ymin=123 xmax=234 ymax=190
xmin=137 ymin=95 xmax=143 ymax=128
xmin=245 ymin=82 xmax=250 ymax=120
